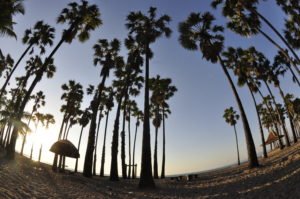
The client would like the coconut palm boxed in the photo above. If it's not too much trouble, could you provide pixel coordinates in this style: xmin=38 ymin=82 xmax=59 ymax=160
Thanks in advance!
xmin=0 ymin=21 xmax=55 ymax=100
xmin=83 ymin=38 xmax=123 ymax=177
xmin=179 ymin=12 xmax=259 ymax=168
xmin=74 ymin=108 xmax=91 ymax=173
xmin=0 ymin=0 xmax=25 ymax=38
xmin=126 ymin=7 xmax=171 ymax=188
xmin=6 ymin=0 xmax=101 ymax=158
xmin=99 ymin=88 xmax=114 ymax=177
xmin=20 ymin=91 xmax=45 ymax=155
xmin=223 ymin=107 xmax=241 ymax=165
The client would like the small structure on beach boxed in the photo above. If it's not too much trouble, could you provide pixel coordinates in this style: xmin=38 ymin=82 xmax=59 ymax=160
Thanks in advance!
xmin=264 ymin=131 xmax=284 ymax=150
xmin=50 ymin=140 xmax=79 ymax=172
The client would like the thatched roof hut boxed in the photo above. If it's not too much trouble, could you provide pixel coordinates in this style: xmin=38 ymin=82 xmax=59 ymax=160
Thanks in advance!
xmin=264 ymin=131 xmax=284 ymax=145
xmin=50 ymin=140 xmax=79 ymax=158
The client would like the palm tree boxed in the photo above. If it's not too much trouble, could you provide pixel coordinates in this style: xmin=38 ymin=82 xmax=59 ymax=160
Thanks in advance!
xmin=149 ymin=76 xmax=165 ymax=179
xmin=126 ymin=7 xmax=172 ymax=188
xmin=60 ymin=80 xmax=83 ymax=140
xmin=159 ymin=80 xmax=177 ymax=179
xmin=52 ymin=80 xmax=83 ymax=171
xmin=109 ymin=37 xmax=143 ymax=181
xmin=223 ymin=107 xmax=241 ymax=165
xmin=149 ymin=99 xmax=162 ymax=179
xmin=99 ymin=88 xmax=114 ymax=177
xmin=276 ymin=1 xmax=300 ymax=55
xmin=38 ymin=113 xmax=55 ymax=162
xmin=74 ymin=108 xmax=91 ymax=173
xmin=20 ymin=91 xmax=45 ymax=155
xmin=211 ymin=0 xmax=300 ymax=79
xmin=0 ymin=53 xmax=14 ymax=83
xmin=0 ymin=0 xmax=25 ymax=38
xmin=179 ymin=12 xmax=259 ymax=168
xmin=120 ymin=94 xmax=129 ymax=179
xmin=0 ymin=97 xmax=30 ymax=147
xmin=30 ymin=112 xmax=44 ymax=160
xmin=222 ymin=47 xmax=268 ymax=158
xmin=272 ymin=52 xmax=298 ymax=143
xmin=125 ymin=99 xmax=138 ymax=179
xmin=93 ymin=88 xmax=109 ymax=176
xmin=0 ymin=21 xmax=55 ymax=100
xmin=131 ymin=108 xmax=143 ymax=179
xmin=83 ymin=38 xmax=123 ymax=177
xmin=6 ymin=0 xmax=101 ymax=158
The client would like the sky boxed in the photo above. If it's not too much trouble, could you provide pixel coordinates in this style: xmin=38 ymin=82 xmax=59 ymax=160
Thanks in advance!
xmin=0 ymin=0 xmax=299 ymax=176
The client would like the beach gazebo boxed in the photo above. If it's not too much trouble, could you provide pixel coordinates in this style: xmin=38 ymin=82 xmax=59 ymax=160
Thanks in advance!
xmin=264 ymin=131 xmax=284 ymax=151
xmin=50 ymin=140 xmax=79 ymax=172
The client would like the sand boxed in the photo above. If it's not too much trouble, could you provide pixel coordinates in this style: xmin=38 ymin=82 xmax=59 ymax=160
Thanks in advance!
xmin=0 ymin=142 xmax=299 ymax=199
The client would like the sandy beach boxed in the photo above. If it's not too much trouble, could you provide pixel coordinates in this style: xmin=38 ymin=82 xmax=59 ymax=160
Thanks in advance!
xmin=0 ymin=142 xmax=299 ymax=199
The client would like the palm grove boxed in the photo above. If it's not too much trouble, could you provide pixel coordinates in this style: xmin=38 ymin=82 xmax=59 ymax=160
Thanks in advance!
xmin=0 ymin=0 xmax=299 ymax=189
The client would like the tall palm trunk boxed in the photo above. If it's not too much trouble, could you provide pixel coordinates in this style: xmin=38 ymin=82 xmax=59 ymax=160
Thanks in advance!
xmin=110 ymin=97 xmax=123 ymax=181
xmin=83 ymin=75 xmax=107 ymax=177
xmin=132 ymin=118 xmax=139 ymax=179
xmin=264 ymin=82 xmax=290 ymax=147
xmin=277 ymin=85 xmax=298 ymax=143
xmin=0 ymin=43 xmax=34 ymax=100
xmin=4 ymin=124 xmax=12 ymax=147
xmin=0 ymin=125 xmax=5 ymax=147
xmin=53 ymin=115 xmax=66 ymax=171
xmin=20 ymin=109 xmax=35 ymax=155
xmin=233 ymin=124 xmax=241 ymax=165
xmin=254 ymin=10 xmax=300 ymax=71
xmin=153 ymin=124 xmax=159 ymax=179
xmin=258 ymin=29 xmax=300 ymax=85
xmin=58 ymin=115 xmax=66 ymax=140
xmin=38 ymin=144 xmax=42 ymax=162
xmin=6 ymin=37 xmax=65 ymax=158
xmin=247 ymin=83 xmax=267 ymax=158
xmin=161 ymin=109 xmax=166 ymax=178
xmin=139 ymin=46 xmax=155 ymax=188
xmin=30 ymin=144 xmax=34 ymax=159
xmin=218 ymin=55 xmax=259 ymax=168
xmin=121 ymin=102 xmax=127 ymax=179
xmin=100 ymin=110 xmax=110 ymax=177
xmin=127 ymin=109 xmax=132 ymax=179
xmin=75 ymin=125 xmax=85 ymax=173
xmin=64 ymin=121 xmax=71 ymax=139
xmin=153 ymin=106 xmax=159 ymax=179
xmin=30 ymin=121 xmax=40 ymax=160
xmin=93 ymin=109 xmax=103 ymax=176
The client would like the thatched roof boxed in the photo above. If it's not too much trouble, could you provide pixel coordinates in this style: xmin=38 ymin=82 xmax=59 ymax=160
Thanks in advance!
xmin=264 ymin=131 xmax=284 ymax=145
xmin=50 ymin=140 xmax=79 ymax=158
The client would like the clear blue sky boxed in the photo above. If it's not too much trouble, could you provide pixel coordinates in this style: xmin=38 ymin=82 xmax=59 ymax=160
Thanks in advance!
xmin=0 ymin=0 xmax=298 ymax=176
